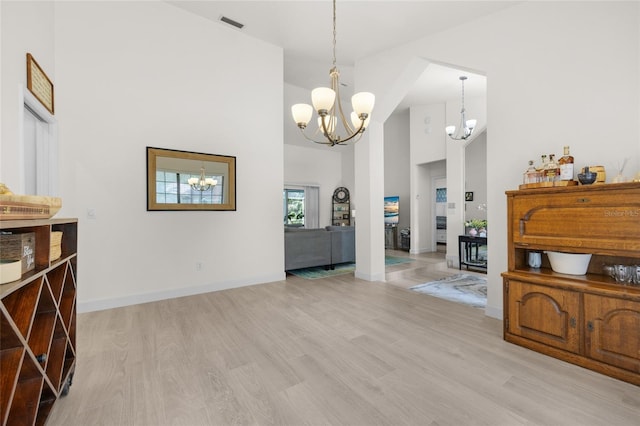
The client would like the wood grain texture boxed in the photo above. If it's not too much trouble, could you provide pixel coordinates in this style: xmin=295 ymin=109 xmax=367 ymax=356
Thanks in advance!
xmin=48 ymin=251 xmax=640 ymax=425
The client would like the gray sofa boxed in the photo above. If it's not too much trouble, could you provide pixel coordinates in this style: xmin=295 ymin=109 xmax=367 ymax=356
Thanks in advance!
xmin=284 ymin=226 xmax=355 ymax=271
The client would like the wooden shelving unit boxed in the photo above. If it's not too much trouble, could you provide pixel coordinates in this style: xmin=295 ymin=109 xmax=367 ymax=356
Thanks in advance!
xmin=502 ymin=183 xmax=640 ymax=386
xmin=332 ymin=187 xmax=350 ymax=226
xmin=1 ymin=218 xmax=77 ymax=425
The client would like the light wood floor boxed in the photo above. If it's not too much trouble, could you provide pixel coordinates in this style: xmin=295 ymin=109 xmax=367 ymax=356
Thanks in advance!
xmin=48 ymin=250 xmax=640 ymax=425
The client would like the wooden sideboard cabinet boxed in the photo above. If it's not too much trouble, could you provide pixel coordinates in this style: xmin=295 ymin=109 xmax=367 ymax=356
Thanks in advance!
xmin=502 ymin=183 xmax=640 ymax=386
xmin=1 ymin=218 xmax=78 ymax=425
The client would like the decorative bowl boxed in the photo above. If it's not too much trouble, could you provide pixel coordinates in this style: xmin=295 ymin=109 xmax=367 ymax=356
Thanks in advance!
xmin=577 ymin=171 xmax=597 ymax=185
xmin=0 ymin=260 xmax=21 ymax=284
xmin=581 ymin=165 xmax=606 ymax=183
xmin=545 ymin=251 xmax=592 ymax=275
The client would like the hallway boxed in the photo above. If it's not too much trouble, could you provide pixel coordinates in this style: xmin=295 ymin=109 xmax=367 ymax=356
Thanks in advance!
xmin=383 ymin=249 xmax=486 ymax=292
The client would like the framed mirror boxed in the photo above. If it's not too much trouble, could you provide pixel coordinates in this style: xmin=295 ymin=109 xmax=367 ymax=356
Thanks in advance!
xmin=147 ymin=147 xmax=236 ymax=211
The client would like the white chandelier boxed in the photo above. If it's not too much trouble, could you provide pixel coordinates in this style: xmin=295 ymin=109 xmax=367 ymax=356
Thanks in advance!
xmin=291 ymin=0 xmax=375 ymax=146
xmin=446 ymin=76 xmax=477 ymax=141
xmin=188 ymin=166 xmax=217 ymax=191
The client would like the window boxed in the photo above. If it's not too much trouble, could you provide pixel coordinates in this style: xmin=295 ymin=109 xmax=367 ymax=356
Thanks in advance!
xmin=284 ymin=189 xmax=305 ymax=226
xmin=156 ymin=170 xmax=224 ymax=204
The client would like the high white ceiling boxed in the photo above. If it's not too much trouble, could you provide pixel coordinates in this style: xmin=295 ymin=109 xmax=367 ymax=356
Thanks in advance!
xmin=167 ymin=1 xmax=510 ymax=110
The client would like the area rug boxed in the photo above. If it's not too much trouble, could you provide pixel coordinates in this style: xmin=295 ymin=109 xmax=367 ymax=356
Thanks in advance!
xmin=410 ymin=274 xmax=487 ymax=309
xmin=288 ymin=256 xmax=414 ymax=280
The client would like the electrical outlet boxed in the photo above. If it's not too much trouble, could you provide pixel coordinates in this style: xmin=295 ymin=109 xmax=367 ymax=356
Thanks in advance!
xmin=195 ymin=262 xmax=202 ymax=271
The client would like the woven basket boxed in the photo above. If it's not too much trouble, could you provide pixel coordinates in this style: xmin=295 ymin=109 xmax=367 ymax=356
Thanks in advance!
xmin=50 ymin=231 xmax=63 ymax=261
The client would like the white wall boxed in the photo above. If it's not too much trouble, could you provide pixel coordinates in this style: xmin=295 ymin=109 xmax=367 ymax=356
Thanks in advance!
xmin=356 ymin=1 xmax=640 ymax=319
xmin=384 ymin=111 xmax=410 ymax=235
xmin=465 ymin=131 xmax=487 ymax=222
xmin=0 ymin=1 xmax=55 ymax=193
xmin=284 ymin=144 xmax=343 ymax=227
xmin=410 ymin=104 xmax=446 ymax=164
xmin=340 ymin=146 xmax=355 ymax=210
xmin=19 ymin=1 xmax=284 ymax=311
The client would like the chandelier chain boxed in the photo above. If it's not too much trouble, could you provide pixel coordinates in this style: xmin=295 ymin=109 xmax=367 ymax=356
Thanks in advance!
xmin=460 ymin=76 xmax=466 ymax=112
xmin=445 ymin=75 xmax=476 ymax=141
xmin=290 ymin=0 xmax=374 ymax=146
xmin=332 ymin=0 xmax=337 ymax=67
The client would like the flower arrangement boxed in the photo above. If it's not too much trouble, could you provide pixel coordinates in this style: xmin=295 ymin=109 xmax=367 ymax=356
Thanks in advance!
xmin=464 ymin=219 xmax=487 ymax=230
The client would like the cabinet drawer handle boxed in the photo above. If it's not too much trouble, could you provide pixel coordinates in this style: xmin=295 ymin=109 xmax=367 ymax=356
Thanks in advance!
xmin=577 ymin=198 xmax=590 ymax=203
xmin=587 ymin=321 xmax=594 ymax=332
xmin=36 ymin=353 xmax=47 ymax=363
xmin=570 ymin=317 xmax=576 ymax=328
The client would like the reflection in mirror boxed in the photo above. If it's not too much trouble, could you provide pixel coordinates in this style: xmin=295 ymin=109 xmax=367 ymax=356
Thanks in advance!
xmin=147 ymin=147 xmax=236 ymax=211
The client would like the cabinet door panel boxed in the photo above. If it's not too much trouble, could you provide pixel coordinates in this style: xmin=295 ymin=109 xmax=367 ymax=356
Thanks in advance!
xmin=510 ymin=188 xmax=640 ymax=253
xmin=508 ymin=280 xmax=580 ymax=353
xmin=584 ymin=294 xmax=640 ymax=373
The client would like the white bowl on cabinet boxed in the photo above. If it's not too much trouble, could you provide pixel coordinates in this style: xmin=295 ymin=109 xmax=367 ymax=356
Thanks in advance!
xmin=545 ymin=251 xmax=592 ymax=275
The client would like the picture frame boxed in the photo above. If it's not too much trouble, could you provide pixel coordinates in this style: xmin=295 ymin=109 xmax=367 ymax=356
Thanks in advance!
xmin=26 ymin=53 xmax=54 ymax=115
xmin=384 ymin=196 xmax=399 ymax=225
xmin=465 ymin=191 xmax=474 ymax=202
xmin=147 ymin=147 xmax=236 ymax=211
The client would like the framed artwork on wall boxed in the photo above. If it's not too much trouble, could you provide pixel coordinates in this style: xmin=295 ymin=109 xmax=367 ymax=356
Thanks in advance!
xmin=384 ymin=196 xmax=399 ymax=225
xmin=465 ymin=191 xmax=474 ymax=202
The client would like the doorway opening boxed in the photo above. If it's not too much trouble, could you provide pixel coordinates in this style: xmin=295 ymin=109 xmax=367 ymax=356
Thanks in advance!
xmin=20 ymin=86 xmax=58 ymax=196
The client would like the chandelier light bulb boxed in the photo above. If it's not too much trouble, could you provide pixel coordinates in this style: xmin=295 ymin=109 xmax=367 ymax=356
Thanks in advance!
xmin=351 ymin=111 xmax=370 ymax=131
xmin=350 ymin=112 xmax=361 ymax=130
xmin=292 ymin=103 xmax=313 ymax=128
xmin=351 ymin=92 xmax=375 ymax=116
xmin=312 ymin=87 xmax=336 ymax=113
xmin=318 ymin=115 xmax=337 ymax=135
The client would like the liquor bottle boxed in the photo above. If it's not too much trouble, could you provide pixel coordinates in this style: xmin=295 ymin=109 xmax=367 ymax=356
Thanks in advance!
xmin=559 ymin=145 xmax=574 ymax=180
xmin=539 ymin=154 xmax=548 ymax=173
xmin=523 ymin=160 xmax=541 ymax=184
xmin=545 ymin=154 xmax=560 ymax=182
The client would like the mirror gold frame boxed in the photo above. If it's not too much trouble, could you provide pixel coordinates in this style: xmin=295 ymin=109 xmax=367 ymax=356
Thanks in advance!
xmin=147 ymin=146 xmax=236 ymax=211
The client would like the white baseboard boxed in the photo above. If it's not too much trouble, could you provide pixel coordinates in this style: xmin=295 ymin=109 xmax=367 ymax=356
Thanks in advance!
xmin=410 ymin=247 xmax=435 ymax=254
xmin=77 ymin=272 xmax=286 ymax=313
xmin=484 ymin=304 xmax=503 ymax=320
xmin=354 ymin=270 xmax=386 ymax=282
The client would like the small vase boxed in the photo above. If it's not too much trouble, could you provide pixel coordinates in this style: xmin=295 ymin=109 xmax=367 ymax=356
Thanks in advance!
xmin=479 ymin=228 xmax=487 ymax=237
xmin=468 ymin=228 xmax=478 ymax=237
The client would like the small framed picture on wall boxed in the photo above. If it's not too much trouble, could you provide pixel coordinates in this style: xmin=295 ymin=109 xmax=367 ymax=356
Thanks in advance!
xmin=465 ymin=192 xmax=474 ymax=202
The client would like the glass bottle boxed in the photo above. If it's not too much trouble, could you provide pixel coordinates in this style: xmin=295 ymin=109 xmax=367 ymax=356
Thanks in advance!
xmin=545 ymin=154 xmax=560 ymax=182
xmin=539 ymin=154 xmax=548 ymax=174
xmin=523 ymin=160 xmax=541 ymax=184
xmin=559 ymin=146 xmax=574 ymax=180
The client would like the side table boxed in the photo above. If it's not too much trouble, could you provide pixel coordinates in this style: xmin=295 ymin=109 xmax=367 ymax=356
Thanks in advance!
xmin=458 ymin=235 xmax=487 ymax=272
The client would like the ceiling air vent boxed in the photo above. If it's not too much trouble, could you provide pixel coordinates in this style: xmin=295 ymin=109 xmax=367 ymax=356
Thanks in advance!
xmin=220 ymin=16 xmax=244 ymax=29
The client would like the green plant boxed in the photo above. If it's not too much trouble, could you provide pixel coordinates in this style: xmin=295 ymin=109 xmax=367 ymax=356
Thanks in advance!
xmin=465 ymin=219 xmax=487 ymax=229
